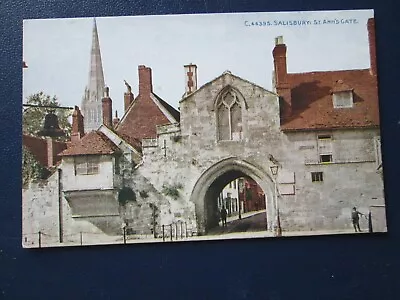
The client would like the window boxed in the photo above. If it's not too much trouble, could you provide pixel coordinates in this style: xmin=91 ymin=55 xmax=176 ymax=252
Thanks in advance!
xmin=317 ymin=134 xmax=333 ymax=163
xmin=90 ymin=109 xmax=95 ymax=123
xmin=75 ymin=156 xmax=100 ymax=175
xmin=333 ymin=91 xmax=353 ymax=108
xmin=95 ymin=108 xmax=99 ymax=123
xmin=320 ymin=154 xmax=332 ymax=163
xmin=311 ymin=172 xmax=323 ymax=182
xmin=317 ymin=134 xmax=332 ymax=140
xmin=217 ymin=89 xmax=242 ymax=141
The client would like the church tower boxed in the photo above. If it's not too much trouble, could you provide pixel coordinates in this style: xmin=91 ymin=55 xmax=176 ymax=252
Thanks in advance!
xmin=81 ymin=18 xmax=105 ymax=132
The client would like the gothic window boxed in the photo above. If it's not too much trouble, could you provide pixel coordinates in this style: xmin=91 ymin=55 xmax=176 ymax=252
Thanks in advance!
xmin=95 ymin=108 xmax=99 ymax=123
xmin=216 ymin=90 xmax=242 ymax=141
xmin=89 ymin=109 xmax=95 ymax=123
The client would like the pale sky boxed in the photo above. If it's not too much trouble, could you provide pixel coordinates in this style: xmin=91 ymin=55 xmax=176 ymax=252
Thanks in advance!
xmin=23 ymin=9 xmax=374 ymax=117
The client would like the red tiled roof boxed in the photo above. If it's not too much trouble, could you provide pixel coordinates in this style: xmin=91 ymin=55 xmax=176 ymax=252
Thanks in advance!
xmin=59 ymin=131 xmax=121 ymax=156
xmin=281 ymin=69 xmax=379 ymax=131
xmin=116 ymin=92 xmax=179 ymax=140
xmin=331 ymin=79 xmax=353 ymax=93
xmin=23 ymin=134 xmax=67 ymax=167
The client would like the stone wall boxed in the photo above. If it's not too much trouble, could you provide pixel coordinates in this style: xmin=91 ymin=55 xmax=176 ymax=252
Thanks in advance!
xmin=22 ymin=171 xmax=60 ymax=247
xmin=23 ymin=72 xmax=386 ymax=242
xmin=121 ymin=168 xmax=198 ymax=235
xmin=22 ymin=168 xmax=119 ymax=248
xmin=139 ymin=72 xmax=385 ymax=234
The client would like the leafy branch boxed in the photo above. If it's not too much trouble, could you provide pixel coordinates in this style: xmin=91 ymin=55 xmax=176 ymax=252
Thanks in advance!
xmin=162 ymin=183 xmax=183 ymax=200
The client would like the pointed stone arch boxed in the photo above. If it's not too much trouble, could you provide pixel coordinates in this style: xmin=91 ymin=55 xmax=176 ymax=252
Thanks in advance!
xmin=189 ymin=157 xmax=276 ymax=235
xmin=213 ymin=85 xmax=248 ymax=109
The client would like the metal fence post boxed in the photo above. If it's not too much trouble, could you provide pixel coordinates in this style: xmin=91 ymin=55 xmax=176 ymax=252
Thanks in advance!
xmin=170 ymin=224 xmax=173 ymax=241
xmin=180 ymin=222 xmax=183 ymax=239
xmin=38 ymin=231 xmax=42 ymax=248
xmin=80 ymin=232 xmax=83 ymax=246
xmin=368 ymin=211 xmax=373 ymax=233
xmin=123 ymin=226 xmax=127 ymax=244
xmin=175 ymin=223 xmax=178 ymax=240
xmin=162 ymin=225 xmax=165 ymax=242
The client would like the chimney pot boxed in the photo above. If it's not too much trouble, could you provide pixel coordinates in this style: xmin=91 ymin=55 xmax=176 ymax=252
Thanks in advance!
xmin=104 ymin=86 xmax=109 ymax=98
xmin=124 ymin=80 xmax=134 ymax=112
xmin=113 ymin=110 xmax=120 ymax=128
xmin=275 ymin=36 xmax=284 ymax=45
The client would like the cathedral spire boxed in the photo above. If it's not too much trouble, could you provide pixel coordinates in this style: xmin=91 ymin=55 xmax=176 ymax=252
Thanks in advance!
xmin=81 ymin=18 xmax=106 ymax=132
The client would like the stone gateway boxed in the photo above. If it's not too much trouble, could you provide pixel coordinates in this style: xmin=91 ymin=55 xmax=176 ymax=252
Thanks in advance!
xmin=22 ymin=17 xmax=386 ymax=247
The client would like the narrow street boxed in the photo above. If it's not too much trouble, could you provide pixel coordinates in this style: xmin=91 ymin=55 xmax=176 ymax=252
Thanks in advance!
xmin=208 ymin=211 xmax=267 ymax=236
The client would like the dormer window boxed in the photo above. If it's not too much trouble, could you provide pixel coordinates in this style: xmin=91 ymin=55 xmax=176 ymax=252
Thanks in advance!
xmin=333 ymin=91 xmax=353 ymax=108
xmin=332 ymin=80 xmax=354 ymax=108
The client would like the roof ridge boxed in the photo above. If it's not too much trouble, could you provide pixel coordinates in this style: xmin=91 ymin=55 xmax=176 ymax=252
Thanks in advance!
xmin=59 ymin=130 xmax=120 ymax=156
xmin=289 ymin=68 xmax=370 ymax=76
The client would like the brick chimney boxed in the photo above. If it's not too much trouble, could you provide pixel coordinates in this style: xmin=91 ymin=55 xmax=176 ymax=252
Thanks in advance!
xmin=124 ymin=80 xmax=134 ymax=112
xmin=102 ymin=86 xmax=112 ymax=127
xmin=367 ymin=18 xmax=377 ymax=76
xmin=71 ymin=106 xmax=84 ymax=142
xmin=273 ymin=36 xmax=292 ymax=117
xmin=138 ymin=65 xmax=153 ymax=95
xmin=184 ymin=64 xmax=198 ymax=96
xmin=113 ymin=110 xmax=120 ymax=128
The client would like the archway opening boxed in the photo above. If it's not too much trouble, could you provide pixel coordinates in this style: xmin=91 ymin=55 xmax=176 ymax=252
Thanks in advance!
xmin=190 ymin=157 xmax=275 ymax=236
xmin=203 ymin=170 xmax=268 ymax=234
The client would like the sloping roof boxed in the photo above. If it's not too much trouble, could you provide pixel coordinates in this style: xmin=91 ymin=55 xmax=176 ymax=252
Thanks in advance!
xmin=281 ymin=69 xmax=379 ymax=131
xmin=97 ymin=124 xmax=143 ymax=155
xmin=116 ymin=92 xmax=180 ymax=140
xmin=112 ymin=131 xmax=142 ymax=154
xmin=59 ymin=131 xmax=121 ymax=156
xmin=152 ymin=93 xmax=180 ymax=122
xmin=23 ymin=134 xmax=67 ymax=167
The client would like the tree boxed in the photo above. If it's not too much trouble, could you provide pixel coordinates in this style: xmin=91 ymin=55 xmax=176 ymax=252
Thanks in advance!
xmin=23 ymin=92 xmax=72 ymax=141
xmin=22 ymin=146 xmax=50 ymax=186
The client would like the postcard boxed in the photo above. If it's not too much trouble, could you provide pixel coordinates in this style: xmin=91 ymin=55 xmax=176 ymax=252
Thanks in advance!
xmin=22 ymin=9 xmax=386 ymax=248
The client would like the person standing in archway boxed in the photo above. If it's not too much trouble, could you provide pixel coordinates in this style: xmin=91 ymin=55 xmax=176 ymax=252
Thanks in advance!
xmin=220 ymin=206 xmax=227 ymax=227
